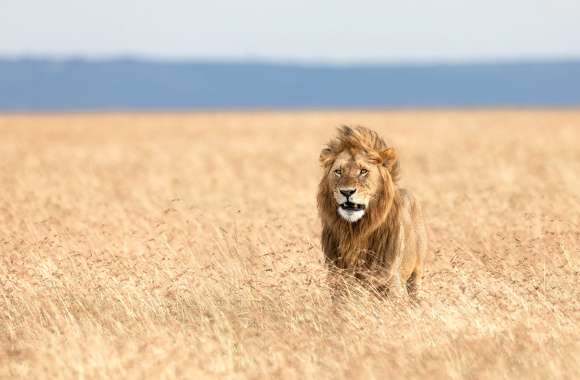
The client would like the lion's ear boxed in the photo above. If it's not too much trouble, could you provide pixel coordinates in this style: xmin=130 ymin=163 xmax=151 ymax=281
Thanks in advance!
xmin=319 ymin=148 xmax=335 ymax=167
xmin=380 ymin=147 xmax=397 ymax=171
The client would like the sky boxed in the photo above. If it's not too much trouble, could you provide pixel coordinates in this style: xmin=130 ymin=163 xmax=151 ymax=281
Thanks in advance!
xmin=1 ymin=0 xmax=580 ymax=63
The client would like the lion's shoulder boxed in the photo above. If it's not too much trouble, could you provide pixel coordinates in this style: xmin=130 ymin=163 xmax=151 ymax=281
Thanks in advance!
xmin=395 ymin=188 xmax=424 ymax=225
xmin=397 ymin=188 xmax=417 ymax=211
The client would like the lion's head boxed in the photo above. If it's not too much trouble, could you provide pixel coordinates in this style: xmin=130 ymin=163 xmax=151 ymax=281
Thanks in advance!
xmin=317 ymin=126 xmax=400 ymax=230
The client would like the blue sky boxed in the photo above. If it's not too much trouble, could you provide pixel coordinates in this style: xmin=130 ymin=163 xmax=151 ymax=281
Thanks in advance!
xmin=1 ymin=0 xmax=580 ymax=62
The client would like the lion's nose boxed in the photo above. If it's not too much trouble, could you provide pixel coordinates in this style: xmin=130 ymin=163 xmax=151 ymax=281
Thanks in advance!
xmin=340 ymin=188 xmax=356 ymax=197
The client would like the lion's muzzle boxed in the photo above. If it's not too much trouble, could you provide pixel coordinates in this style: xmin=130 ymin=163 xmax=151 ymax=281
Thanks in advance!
xmin=339 ymin=202 xmax=365 ymax=212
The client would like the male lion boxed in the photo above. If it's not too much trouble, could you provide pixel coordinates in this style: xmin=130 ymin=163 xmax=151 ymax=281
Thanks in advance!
xmin=317 ymin=126 xmax=428 ymax=297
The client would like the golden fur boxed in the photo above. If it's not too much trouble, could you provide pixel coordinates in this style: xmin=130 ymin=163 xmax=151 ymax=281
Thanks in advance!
xmin=317 ymin=126 xmax=428 ymax=296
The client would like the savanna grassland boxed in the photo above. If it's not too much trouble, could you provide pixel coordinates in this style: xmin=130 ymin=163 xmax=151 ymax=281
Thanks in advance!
xmin=1 ymin=111 xmax=579 ymax=379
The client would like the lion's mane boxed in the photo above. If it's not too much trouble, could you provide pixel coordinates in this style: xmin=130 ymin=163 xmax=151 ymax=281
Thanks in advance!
xmin=317 ymin=126 xmax=402 ymax=269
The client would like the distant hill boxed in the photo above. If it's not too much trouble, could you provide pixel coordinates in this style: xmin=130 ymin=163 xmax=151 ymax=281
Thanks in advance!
xmin=1 ymin=58 xmax=580 ymax=111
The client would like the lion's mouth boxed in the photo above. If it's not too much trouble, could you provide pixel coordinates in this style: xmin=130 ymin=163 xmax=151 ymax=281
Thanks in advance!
xmin=339 ymin=202 xmax=366 ymax=212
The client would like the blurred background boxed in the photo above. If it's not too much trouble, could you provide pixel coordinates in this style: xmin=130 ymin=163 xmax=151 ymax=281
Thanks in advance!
xmin=1 ymin=0 xmax=580 ymax=111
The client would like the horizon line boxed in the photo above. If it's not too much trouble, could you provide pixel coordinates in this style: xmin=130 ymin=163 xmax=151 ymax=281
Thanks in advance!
xmin=2 ymin=54 xmax=580 ymax=67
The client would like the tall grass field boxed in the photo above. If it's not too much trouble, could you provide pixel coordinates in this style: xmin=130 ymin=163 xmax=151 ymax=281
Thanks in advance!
xmin=1 ymin=111 xmax=579 ymax=379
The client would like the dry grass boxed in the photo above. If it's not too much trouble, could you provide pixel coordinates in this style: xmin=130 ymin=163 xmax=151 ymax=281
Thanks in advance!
xmin=0 ymin=111 xmax=579 ymax=379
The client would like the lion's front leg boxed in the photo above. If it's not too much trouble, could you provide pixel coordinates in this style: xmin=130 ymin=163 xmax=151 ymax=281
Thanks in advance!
xmin=406 ymin=269 xmax=422 ymax=299
xmin=380 ymin=224 xmax=406 ymax=297
xmin=385 ymin=271 xmax=405 ymax=297
xmin=366 ymin=264 xmax=404 ymax=297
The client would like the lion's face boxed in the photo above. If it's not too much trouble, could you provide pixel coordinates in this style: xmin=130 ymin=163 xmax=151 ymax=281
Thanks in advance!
xmin=326 ymin=150 xmax=384 ymax=223
xmin=318 ymin=126 xmax=399 ymax=226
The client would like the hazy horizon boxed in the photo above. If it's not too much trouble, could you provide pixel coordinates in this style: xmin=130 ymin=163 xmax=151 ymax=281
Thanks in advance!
xmin=3 ymin=55 xmax=580 ymax=66
xmin=2 ymin=59 xmax=579 ymax=111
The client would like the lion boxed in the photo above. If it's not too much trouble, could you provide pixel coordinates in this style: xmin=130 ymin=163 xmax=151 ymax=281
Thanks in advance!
xmin=317 ymin=125 xmax=428 ymax=297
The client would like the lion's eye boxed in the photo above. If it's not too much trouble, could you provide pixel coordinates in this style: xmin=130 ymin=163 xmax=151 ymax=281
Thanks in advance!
xmin=334 ymin=169 xmax=342 ymax=177
xmin=360 ymin=168 xmax=369 ymax=176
